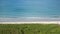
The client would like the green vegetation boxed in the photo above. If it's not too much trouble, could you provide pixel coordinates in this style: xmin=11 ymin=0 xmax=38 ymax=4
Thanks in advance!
xmin=0 ymin=24 xmax=60 ymax=34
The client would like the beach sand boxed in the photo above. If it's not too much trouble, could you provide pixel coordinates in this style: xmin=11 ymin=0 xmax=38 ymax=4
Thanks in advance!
xmin=0 ymin=21 xmax=60 ymax=24
xmin=0 ymin=17 xmax=60 ymax=24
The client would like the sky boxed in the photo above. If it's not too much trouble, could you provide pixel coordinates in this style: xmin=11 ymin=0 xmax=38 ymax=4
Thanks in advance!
xmin=0 ymin=0 xmax=60 ymax=22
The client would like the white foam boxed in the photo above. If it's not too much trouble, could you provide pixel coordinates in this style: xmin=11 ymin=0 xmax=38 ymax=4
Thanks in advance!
xmin=0 ymin=17 xmax=60 ymax=22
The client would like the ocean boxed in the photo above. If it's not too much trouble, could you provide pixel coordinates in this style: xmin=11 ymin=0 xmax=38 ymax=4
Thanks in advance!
xmin=0 ymin=0 xmax=60 ymax=22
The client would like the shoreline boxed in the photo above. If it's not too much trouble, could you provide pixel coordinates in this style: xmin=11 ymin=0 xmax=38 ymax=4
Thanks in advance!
xmin=0 ymin=17 xmax=60 ymax=24
xmin=0 ymin=21 xmax=60 ymax=24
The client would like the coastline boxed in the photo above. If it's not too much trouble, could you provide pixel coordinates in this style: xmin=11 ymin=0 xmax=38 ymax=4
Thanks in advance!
xmin=0 ymin=21 xmax=60 ymax=24
xmin=0 ymin=17 xmax=60 ymax=24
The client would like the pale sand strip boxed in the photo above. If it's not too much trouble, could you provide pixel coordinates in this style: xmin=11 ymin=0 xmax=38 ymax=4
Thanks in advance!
xmin=0 ymin=21 xmax=60 ymax=24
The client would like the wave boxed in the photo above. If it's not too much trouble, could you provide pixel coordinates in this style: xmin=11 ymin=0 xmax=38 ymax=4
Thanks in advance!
xmin=0 ymin=17 xmax=60 ymax=22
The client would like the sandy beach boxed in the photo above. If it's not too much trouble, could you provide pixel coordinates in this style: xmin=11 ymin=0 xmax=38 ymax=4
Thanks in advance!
xmin=0 ymin=17 xmax=60 ymax=24
xmin=0 ymin=21 xmax=60 ymax=24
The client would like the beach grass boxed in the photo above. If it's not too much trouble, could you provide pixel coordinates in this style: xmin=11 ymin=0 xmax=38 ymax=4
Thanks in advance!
xmin=0 ymin=24 xmax=60 ymax=34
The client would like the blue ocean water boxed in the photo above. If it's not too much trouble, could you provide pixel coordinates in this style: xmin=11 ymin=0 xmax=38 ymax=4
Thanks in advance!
xmin=0 ymin=0 xmax=60 ymax=18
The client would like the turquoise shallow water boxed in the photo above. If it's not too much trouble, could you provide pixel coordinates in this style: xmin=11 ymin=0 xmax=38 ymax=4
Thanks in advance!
xmin=0 ymin=0 xmax=60 ymax=22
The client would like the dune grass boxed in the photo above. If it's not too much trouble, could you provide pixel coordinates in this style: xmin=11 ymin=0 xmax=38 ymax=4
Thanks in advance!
xmin=0 ymin=24 xmax=60 ymax=34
